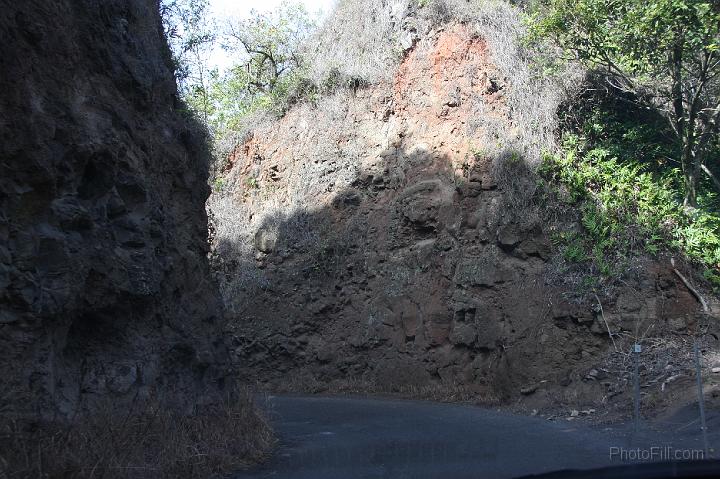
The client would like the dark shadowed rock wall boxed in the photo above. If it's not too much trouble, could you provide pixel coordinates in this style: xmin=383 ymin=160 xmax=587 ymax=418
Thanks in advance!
xmin=0 ymin=0 xmax=225 ymax=415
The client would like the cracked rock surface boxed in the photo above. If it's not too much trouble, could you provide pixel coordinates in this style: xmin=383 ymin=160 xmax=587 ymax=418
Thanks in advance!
xmin=1 ymin=0 xmax=225 ymax=415
xmin=210 ymin=24 xmax=715 ymax=410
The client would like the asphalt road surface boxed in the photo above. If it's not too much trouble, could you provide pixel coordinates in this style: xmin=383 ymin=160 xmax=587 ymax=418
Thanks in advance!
xmin=235 ymin=395 xmax=718 ymax=479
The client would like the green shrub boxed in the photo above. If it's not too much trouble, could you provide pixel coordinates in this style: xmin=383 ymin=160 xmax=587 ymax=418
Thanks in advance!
xmin=527 ymin=0 xmax=720 ymax=208
xmin=213 ymin=176 xmax=226 ymax=192
xmin=542 ymin=129 xmax=720 ymax=288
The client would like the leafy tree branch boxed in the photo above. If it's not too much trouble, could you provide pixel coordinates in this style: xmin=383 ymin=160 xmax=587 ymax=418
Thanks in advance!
xmin=530 ymin=0 xmax=720 ymax=207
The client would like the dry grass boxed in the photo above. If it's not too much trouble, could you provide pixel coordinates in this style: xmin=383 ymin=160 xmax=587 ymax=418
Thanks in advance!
xmin=212 ymin=0 xmax=584 ymax=174
xmin=461 ymin=1 xmax=583 ymax=160
xmin=304 ymin=0 xmax=583 ymax=160
xmin=0 ymin=388 xmax=273 ymax=479
xmin=304 ymin=0 xmax=409 ymax=85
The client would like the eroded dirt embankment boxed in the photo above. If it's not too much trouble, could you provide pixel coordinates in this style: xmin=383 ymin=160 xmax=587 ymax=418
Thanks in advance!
xmin=211 ymin=24 xmax=720 ymax=416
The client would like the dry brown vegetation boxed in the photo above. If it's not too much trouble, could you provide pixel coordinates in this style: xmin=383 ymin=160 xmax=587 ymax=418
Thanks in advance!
xmin=0 ymin=388 xmax=273 ymax=479
xmin=305 ymin=0 xmax=581 ymax=159
xmin=218 ymin=0 xmax=581 ymax=163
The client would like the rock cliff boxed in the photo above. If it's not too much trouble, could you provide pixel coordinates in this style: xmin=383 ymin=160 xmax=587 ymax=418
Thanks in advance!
xmin=0 ymin=0 xmax=225 ymax=415
xmin=210 ymin=11 xmax=717 ymax=410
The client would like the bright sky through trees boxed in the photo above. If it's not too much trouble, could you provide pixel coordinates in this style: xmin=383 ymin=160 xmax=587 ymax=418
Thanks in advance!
xmin=207 ymin=0 xmax=336 ymax=71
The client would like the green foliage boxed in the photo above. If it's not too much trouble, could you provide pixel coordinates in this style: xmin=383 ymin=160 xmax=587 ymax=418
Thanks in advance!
xmin=225 ymin=3 xmax=315 ymax=95
xmin=196 ymin=2 xmax=317 ymax=132
xmin=213 ymin=177 xmax=226 ymax=192
xmin=162 ymin=1 xmax=319 ymax=133
xmin=542 ymin=104 xmax=720 ymax=287
xmin=528 ymin=0 xmax=720 ymax=207
xmin=529 ymin=0 xmax=720 ymax=76
xmin=245 ymin=177 xmax=259 ymax=189
xmin=552 ymin=231 xmax=587 ymax=262
xmin=161 ymin=0 xmax=216 ymax=118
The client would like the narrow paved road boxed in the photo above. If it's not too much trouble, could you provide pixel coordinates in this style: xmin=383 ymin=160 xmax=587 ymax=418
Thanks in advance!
xmin=235 ymin=395 xmax=718 ymax=479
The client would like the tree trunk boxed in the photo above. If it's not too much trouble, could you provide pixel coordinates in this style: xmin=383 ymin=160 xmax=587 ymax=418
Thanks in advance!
xmin=685 ymin=166 xmax=698 ymax=208
xmin=671 ymin=43 xmax=697 ymax=207
xmin=685 ymin=104 xmax=720 ymax=208
xmin=681 ymin=142 xmax=698 ymax=208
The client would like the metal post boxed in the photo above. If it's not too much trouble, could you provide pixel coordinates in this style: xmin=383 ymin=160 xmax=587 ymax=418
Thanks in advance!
xmin=633 ymin=344 xmax=641 ymax=436
xmin=693 ymin=339 xmax=710 ymax=458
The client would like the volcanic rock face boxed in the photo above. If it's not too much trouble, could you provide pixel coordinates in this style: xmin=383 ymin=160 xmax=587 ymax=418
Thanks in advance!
xmin=0 ymin=0 xmax=224 ymax=414
xmin=211 ymin=22 xmax=709 ymax=400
